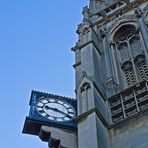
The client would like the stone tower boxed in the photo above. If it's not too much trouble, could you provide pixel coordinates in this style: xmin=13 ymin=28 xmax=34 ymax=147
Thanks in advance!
xmin=72 ymin=0 xmax=148 ymax=147
xmin=23 ymin=0 xmax=148 ymax=148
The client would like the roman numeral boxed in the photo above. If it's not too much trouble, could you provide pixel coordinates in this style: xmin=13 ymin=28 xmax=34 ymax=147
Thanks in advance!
xmin=37 ymin=102 xmax=44 ymax=107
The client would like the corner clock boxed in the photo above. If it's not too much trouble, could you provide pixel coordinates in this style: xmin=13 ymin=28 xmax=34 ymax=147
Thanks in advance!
xmin=23 ymin=90 xmax=77 ymax=136
xmin=36 ymin=97 xmax=75 ymax=122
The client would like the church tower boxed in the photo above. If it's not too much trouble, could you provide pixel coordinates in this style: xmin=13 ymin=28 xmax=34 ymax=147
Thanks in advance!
xmin=72 ymin=0 xmax=148 ymax=147
xmin=23 ymin=0 xmax=148 ymax=148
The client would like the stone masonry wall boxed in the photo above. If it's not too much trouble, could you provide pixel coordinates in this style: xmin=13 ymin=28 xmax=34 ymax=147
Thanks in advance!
xmin=109 ymin=112 xmax=148 ymax=148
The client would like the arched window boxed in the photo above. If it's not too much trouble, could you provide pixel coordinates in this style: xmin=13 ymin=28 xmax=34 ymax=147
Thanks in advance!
xmin=113 ymin=25 xmax=147 ymax=87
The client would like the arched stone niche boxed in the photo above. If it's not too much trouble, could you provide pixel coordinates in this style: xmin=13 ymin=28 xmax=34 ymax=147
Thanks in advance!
xmin=78 ymin=81 xmax=93 ymax=114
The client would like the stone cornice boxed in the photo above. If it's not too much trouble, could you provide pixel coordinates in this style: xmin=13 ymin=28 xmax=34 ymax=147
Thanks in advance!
xmin=75 ymin=106 xmax=148 ymax=130
xmin=75 ymin=108 xmax=110 ymax=128
xmin=29 ymin=90 xmax=75 ymax=105
xmin=90 ymin=0 xmax=147 ymax=27
xmin=73 ymin=61 xmax=81 ymax=68
xmin=72 ymin=39 xmax=102 ymax=54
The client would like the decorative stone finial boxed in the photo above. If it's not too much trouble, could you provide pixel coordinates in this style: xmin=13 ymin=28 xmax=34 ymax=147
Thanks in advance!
xmin=82 ymin=6 xmax=90 ymax=21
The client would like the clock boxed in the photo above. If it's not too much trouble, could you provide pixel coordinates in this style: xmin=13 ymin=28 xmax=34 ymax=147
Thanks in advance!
xmin=23 ymin=90 xmax=77 ymax=136
xmin=36 ymin=97 xmax=76 ymax=122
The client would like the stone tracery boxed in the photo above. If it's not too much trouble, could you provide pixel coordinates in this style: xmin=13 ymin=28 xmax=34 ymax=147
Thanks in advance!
xmin=113 ymin=24 xmax=148 ymax=87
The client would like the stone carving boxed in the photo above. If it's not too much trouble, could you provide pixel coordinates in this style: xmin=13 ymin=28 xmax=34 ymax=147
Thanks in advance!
xmin=90 ymin=0 xmax=108 ymax=13
xmin=80 ymin=82 xmax=91 ymax=93
xmin=82 ymin=6 xmax=90 ymax=21
xmin=100 ymin=28 xmax=107 ymax=38
xmin=135 ymin=9 xmax=143 ymax=19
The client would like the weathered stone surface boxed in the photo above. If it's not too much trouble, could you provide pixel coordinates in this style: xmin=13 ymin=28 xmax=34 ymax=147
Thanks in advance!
xmin=109 ymin=112 xmax=148 ymax=148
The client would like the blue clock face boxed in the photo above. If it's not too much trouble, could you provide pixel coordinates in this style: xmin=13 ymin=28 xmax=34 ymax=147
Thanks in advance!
xmin=35 ymin=98 xmax=76 ymax=122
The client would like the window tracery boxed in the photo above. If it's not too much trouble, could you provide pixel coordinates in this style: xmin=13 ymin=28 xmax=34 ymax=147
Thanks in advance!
xmin=113 ymin=25 xmax=148 ymax=87
xmin=114 ymin=25 xmax=135 ymax=42
xmin=130 ymin=36 xmax=143 ymax=56
xmin=117 ymin=42 xmax=130 ymax=61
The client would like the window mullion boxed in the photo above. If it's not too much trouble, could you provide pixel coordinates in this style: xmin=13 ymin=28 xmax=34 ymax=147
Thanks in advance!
xmin=139 ymin=31 xmax=148 ymax=58
xmin=127 ymin=41 xmax=139 ymax=82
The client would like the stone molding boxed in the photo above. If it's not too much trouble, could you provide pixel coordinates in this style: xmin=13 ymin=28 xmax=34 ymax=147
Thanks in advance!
xmin=39 ymin=126 xmax=77 ymax=148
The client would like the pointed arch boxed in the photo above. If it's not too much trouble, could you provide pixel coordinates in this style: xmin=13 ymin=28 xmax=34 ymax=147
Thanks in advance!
xmin=109 ymin=23 xmax=147 ymax=88
xmin=108 ymin=21 xmax=139 ymax=43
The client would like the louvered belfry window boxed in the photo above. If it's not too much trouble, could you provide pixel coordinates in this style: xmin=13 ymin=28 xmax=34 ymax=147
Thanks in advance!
xmin=135 ymin=55 xmax=148 ymax=80
xmin=121 ymin=61 xmax=136 ymax=86
xmin=114 ymin=25 xmax=148 ymax=87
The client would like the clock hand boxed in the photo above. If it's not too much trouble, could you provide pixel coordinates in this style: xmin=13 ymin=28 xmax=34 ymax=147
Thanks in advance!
xmin=44 ymin=105 xmax=73 ymax=119
xmin=44 ymin=106 xmax=63 ymax=113
xmin=55 ymin=109 xmax=73 ymax=119
xmin=44 ymin=105 xmax=57 ymax=111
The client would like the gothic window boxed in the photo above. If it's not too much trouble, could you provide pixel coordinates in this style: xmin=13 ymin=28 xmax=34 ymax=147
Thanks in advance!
xmin=113 ymin=25 xmax=148 ymax=87
xmin=114 ymin=25 xmax=135 ymax=42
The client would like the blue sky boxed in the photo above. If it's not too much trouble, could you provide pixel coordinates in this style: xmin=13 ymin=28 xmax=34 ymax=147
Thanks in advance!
xmin=0 ymin=0 xmax=88 ymax=147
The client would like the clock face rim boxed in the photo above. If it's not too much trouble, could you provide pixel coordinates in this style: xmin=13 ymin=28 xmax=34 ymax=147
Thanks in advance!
xmin=35 ymin=97 xmax=76 ymax=122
